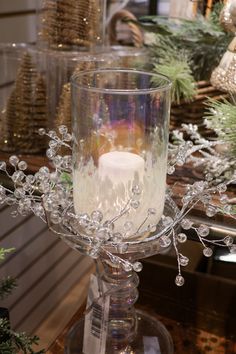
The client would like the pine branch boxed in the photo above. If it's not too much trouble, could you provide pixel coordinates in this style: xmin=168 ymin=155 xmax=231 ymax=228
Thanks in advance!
xmin=152 ymin=53 xmax=196 ymax=103
xmin=0 ymin=319 xmax=45 ymax=354
xmin=204 ymin=98 xmax=236 ymax=158
xmin=137 ymin=7 xmax=233 ymax=81
xmin=0 ymin=276 xmax=17 ymax=300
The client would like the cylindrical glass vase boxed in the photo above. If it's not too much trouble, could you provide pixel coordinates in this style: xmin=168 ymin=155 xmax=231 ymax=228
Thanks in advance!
xmin=0 ymin=44 xmax=48 ymax=154
xmin=71 ymin=68 xmax=171 ymax=243
xmin=37 ymin=0 xmax=107 ymax=49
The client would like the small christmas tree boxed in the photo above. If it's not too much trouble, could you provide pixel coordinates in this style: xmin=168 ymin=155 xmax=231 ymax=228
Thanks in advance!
xmin=41 ymin=0 xmax=101 ymax=48
xmin=0 ymin=91 xmax=17 ymax=152
xmin=0 ymin=52 xmax=47 ymax=154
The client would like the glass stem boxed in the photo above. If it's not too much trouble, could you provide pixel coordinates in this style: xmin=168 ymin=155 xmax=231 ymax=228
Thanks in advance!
xmin=100 ymin=258 xmax=139 ymax=350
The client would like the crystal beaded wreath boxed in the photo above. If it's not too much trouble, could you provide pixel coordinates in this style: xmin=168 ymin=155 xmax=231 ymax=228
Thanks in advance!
xmin=0 ymin=125 xmax=235 ymax=287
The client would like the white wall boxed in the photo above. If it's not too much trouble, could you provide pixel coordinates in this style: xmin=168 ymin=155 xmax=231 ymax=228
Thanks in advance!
xmin=0 ymin=0 xmax=38 ymax=43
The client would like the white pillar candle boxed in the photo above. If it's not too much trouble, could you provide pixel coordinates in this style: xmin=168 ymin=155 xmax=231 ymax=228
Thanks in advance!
xmin=98 ymin=151 xmax=144 ymax=185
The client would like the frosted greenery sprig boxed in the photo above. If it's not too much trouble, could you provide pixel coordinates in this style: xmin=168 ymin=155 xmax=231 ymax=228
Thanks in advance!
xmin=204 ymin=98 xmax=236 ymax=157
xmin=152 ymin=56 xmax=197 ymax=104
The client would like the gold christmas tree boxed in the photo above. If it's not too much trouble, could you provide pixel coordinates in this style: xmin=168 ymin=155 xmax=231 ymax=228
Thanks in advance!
xmin=0 ymin=91 xmax=17 ymax=152
xmin=0 ymin=52 xmax=48 ymax=154
xmin=41 ymin=0 xmax=102 ymax=48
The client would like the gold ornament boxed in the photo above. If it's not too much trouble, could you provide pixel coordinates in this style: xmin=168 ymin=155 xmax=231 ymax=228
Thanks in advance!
xmin=220 ymin=0 xmax=236 ymax=33
xmin=211 ymin=2 xmax=236 ymax=93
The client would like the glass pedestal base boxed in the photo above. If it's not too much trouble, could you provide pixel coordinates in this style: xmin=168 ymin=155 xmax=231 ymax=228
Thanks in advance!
xmin=65 ymin=309 xmax=174 ymax=354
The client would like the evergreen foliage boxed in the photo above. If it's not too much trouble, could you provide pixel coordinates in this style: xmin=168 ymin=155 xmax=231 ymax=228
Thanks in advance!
xmin=0 ymin=318 xmax=44 ymax=354
xmin=204 ymin=98 xmax=236 ymax=157
xmin=0 ymin=248 xmax=45 ymax=353
xmin=152 ymin=52 xmax=196 ymax=103
xmin=137 ymin=3 xmax=233 ymax=81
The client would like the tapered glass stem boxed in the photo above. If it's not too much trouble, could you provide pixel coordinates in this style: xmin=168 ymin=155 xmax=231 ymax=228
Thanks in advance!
xmin=101 ymin=259 xmax=139 ymax=351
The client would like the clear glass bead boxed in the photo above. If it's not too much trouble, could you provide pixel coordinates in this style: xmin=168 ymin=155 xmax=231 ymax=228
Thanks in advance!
xmin=0 ymin=161 xmax=6 ymax=170
xmin=203 ymin=247 xmax=213 ymax=257
xmin=50 ymin=212 xmax=62 ymax=224
xmin=197 ymin=224 xmax=210 ymax=237
xmin=91 ymin=210 xmax=103 ymax=222
xmin=9 ymin=155 xmax=19 ymax=166
xmin=112 ymin=232 xmax=123 ymax=243
xmin=14 ymin=188 xmax=25 ymax=199
xmin=206 ymin=206 xmax=217 ymax=217
xmin=224 ymin=236 xmax=233 ymax=246
xmin=167 ymin=166 xmax=175 ymax=174
xmin=12 ymin=171 xmax=25 ymax=183
xmin=34 ymin=204 xmax=44 ymax=217
xmin=38 ymin=128 xmax=46 ymax=135
xmin=181 ymin=218 xmax=192 ymax=230
xmin=179 ymin=255 xmax=189 ymax=267
xmin=18 ymin=161 xmax=27 ymax=171
xmin=123 ymin=262 xmax=133 ymax=272
xmin=124 ymin=221 xmax=134 ymax=232
xmin=175 ymin=275 xmax=185 ymax=286
xmin=26 ymin=175 xmax=35 ymax=184
xmin=177 ymin=233 xmax=187 ymax=243
xmin=217 ymin=183 xmax=227 ymax=193
xmin=148 ymin=208 xmax=156 ymax=215
xmin=133 ymin=262 xmax=143 ymax=272
xmin=132 ymin=185 xmax=141 ymax=195
xmin=59 ymin=125 xmax=68 ymax=135
xmin=163 ymin=216 xmax=173 ymax=227
xmin=230 ymin=245 xmax=236 ymax=254
xmin=159 ymin=236 xmax=171 ymax=248
xmin=130 ymin=200 xmax=140 ymax=209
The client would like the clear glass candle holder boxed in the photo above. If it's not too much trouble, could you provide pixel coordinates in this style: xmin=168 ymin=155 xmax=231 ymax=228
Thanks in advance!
xmin=72 ymin=69 xmax=171 ymax=241
xmin=68 ymin=69 xmax=173 ymax=354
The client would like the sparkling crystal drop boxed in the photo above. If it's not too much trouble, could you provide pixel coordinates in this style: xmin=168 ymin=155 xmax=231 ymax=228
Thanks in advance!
xmin=0 ymin=161 xmax=6 ymax=170
xmin=132 ymin=185 xmax=141 ymax=195
xmin=224 ymin=236 xmax=233 ymax=246
xmin=38 ymin=128 xmax=46 ymax=135
xmin=181 ymin=218 xmax=192 ymax=230
xmin=203 ymin=247 xmax=213 ymax=257
xmin=206 ymin=206 xmax=217 ymax=217
xmin=198 ymin=224 xmax=210 ymax=237
xmin=59 ymin=125 xmax=68 ymax=135
xmin=18 ymin=161 xmax=27 ymax=171
xmin=175 ymin=275 xmax=185 ymax=286
xmin=123 ymin=262 xmax=133 ymax=272
xmin=91 ymin=210 xmax=103 ymax=222
xmin=179 ymin=255 xmax=189 ymax=267
xmin=124 ymin=221 xmax=134 ymax=232
xmin=130 ymin=200 xmax=140 ymax=209
xmin=133 ymin=262 xmax=143 ymax=272
xmin=9 ymin=155 xmax=19 ymax=166
xmin=148 ymin=208 xmax=157 ymax=215
xmin=177 ymin=233 xmax=187 ymax=243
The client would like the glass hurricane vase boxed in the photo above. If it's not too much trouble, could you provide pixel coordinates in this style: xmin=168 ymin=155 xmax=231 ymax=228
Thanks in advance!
xmin=66 ymin=69 xmax=173 ymax=353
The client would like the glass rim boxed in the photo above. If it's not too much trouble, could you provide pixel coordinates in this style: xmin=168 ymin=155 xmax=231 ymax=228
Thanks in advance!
xmin=71 ymin=68 xmax=172 ymax=95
